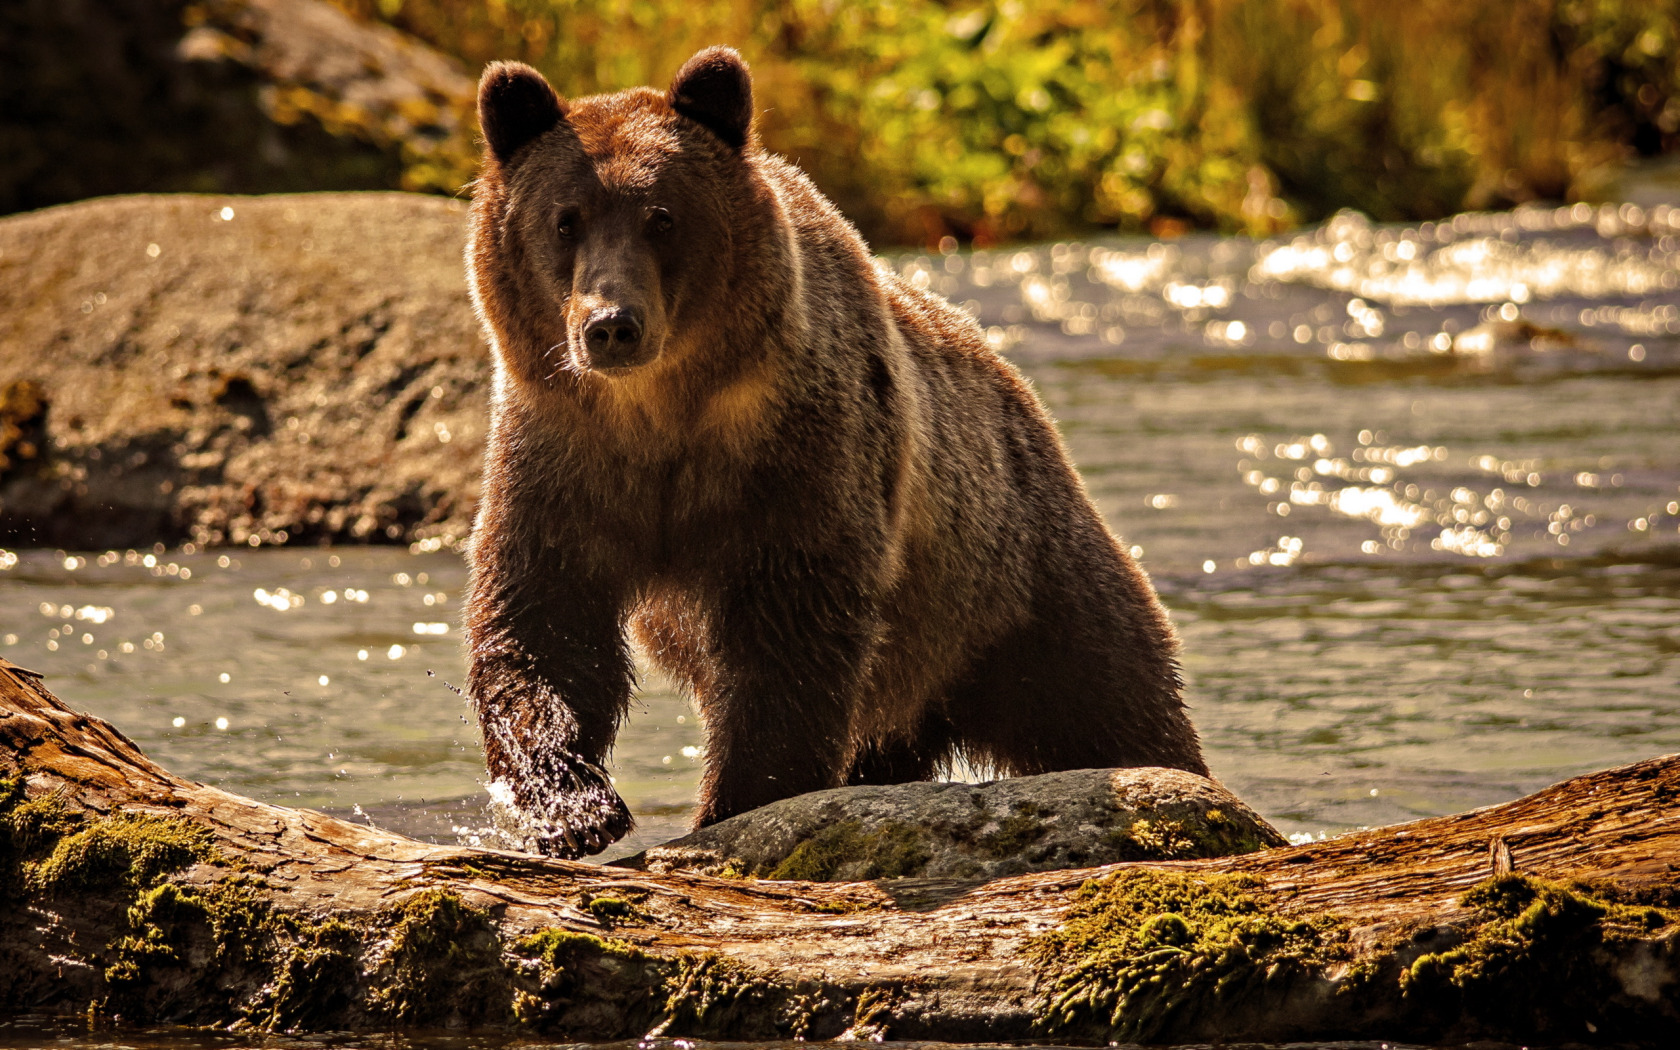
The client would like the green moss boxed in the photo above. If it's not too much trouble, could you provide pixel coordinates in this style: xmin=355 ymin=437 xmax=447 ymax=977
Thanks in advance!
xmin=32 ymin=812 xmax=215 ymax=893
xmin=1032 ymin=868 xmax=1349 ymax=1043
xmin=1400 ymin=873 xmax=1678 ymax=1038
xmin=510 ymin=928 xmax=668 ymax=1033
xmin=2 ymin=781 xmax=81 ymax=845
xmin=101 ymin=868 xmax=364 ymax=1032
xmin=0 ymin=776 xmax=21 ymax=812
xmin=367 ymin=888 xmax=511 ymax=1026
xmin=845 ymin=985 xmax=899 ymax=1041
xmin=766 ymin=820 xmax=930 ymax=881
xmin=807 ymin=897 xmax=873 ymax=914
xmin=517 ymin=928 xmax=644 ymax=968
xmin=0 ymin=779 xmax=82 ymax=893
xmin=980 ymin=811 xmax=1048 ymax=858
xmin=8 ymin=793 xmax=84 ymax=846
xmin=107 ymin=877 xmax=268 ymax=980
xmin=656 ymin=951 xmax=793 ymax=1039
xmin=105 ymin=882 xmax=200 ymax=984
xmin=579 ymin=892 xmax=650 ymax=925
xmin=1123 ymin=818 xmax=1195 ymax=860
xmin=255 ymin=916 xmax=362 ymax=1030
xmin=1099 ymin=811 xmax=1276 ymax=861
xmin=0 ymin=780 xmax=376 ymax=1033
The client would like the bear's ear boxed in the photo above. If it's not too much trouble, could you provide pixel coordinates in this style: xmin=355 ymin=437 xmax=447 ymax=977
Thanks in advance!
xmin=479 ymin=61 xmax=566 ymax=162
xmin=668 ymin=46 xmax=754 ymax=150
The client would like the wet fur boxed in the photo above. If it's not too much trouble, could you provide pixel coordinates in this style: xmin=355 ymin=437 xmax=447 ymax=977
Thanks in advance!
xmin=465 ymin=49 xmax=1207 ymax=857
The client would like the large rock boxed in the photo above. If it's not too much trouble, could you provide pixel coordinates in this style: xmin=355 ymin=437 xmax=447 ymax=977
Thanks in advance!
xmin=0 ymin=192 xmax=485 ymax=549
xmin=624 ymin=768 xmax=1287 ymax=881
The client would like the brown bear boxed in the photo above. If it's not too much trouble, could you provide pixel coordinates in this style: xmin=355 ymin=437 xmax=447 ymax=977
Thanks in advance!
xmin=463 ymin=47 xmax=1208 ymax=858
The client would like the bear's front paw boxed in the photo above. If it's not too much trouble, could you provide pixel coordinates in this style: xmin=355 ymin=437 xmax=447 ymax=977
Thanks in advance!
xmin=488 ymin=751 xmax=634 ymax=859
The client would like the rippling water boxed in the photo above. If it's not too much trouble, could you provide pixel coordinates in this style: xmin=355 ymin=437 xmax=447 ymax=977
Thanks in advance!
xmin=2 ymin=202 xmax=1678 ymax=860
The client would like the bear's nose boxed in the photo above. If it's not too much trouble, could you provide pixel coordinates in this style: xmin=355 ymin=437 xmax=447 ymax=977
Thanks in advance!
xmin=582 ymin=306 xmax=645 ymax=364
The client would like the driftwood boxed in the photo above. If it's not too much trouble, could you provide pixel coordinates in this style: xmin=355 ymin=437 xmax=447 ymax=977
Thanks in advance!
xmin=1 ymin=655 xmax=1676 ymax=1044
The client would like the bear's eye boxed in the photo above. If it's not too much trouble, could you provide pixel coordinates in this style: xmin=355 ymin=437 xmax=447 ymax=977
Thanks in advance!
xmin=556 ymin=210 xmax=579 ymax=239
xmin=648 ymin=207 xmax=674 ymax=235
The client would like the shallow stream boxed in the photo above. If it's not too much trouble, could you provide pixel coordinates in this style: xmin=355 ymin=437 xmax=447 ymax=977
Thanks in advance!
xmin=3 ymin=202 xmax=1678 ymax=862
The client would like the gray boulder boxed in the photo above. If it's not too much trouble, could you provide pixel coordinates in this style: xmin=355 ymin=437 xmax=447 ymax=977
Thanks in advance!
xmin=0 ymin=192 xmax=484 ymax=550
xmin=622 ymin=767 xmax=1286 ymax=882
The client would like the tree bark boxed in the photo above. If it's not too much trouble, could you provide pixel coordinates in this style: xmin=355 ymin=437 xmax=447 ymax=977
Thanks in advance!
xmin=1 ymin=655 xmax=1676 ymax=1044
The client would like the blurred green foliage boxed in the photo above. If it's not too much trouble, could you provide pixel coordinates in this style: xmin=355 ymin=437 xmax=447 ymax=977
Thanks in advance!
xmin=332 ymin=0 xmax=1680 ymax=245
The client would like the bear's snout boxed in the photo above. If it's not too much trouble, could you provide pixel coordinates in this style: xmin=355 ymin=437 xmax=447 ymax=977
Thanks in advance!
xmin=581 ymin=305 xmax=647 ymax=369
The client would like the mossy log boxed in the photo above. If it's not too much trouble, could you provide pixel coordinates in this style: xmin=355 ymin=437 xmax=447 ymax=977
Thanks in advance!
xmin=2 ymin=656 xmax=1677 ymax=1044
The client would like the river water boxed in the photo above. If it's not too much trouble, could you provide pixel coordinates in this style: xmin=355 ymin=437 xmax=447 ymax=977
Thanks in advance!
xmin=2 ymin=203 xmax=1677 ymax=864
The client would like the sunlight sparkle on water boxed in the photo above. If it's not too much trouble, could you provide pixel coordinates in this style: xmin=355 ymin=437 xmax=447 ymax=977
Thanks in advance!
xmin=1253 ymin=204 xmax=1680 ymax=307
xmin=253 ymin=587 xmax=304 ymax=611
xmin=1226 ymin=429 xmax=1611 ymax=560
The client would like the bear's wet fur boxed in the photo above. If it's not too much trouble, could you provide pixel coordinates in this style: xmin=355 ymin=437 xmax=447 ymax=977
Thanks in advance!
xmin=464 ymin=47 xmax=1208 ymax=858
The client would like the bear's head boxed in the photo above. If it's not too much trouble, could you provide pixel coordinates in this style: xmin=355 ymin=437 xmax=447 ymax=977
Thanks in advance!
xmin=469 ymin=47 xmax=778 ymax=390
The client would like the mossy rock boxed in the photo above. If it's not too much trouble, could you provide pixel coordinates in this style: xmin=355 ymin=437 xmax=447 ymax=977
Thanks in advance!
xmin=625 ymin=767 xmax=1286 ymax=881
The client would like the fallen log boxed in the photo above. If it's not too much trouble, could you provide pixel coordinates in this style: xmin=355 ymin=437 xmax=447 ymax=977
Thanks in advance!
xmin=1 ymin=655 xmax=1676 ymax=1044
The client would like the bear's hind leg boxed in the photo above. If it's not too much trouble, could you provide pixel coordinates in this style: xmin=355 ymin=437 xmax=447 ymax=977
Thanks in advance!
xmin=691 ymin=555 xmax=883 ymax=827
xmin=947 ymin=591 xmax=1208 ymax=779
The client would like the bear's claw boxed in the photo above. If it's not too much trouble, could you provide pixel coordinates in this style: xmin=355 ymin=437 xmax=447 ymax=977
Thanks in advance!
xmin=492 ymin=749 xmax=634 ymax=859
